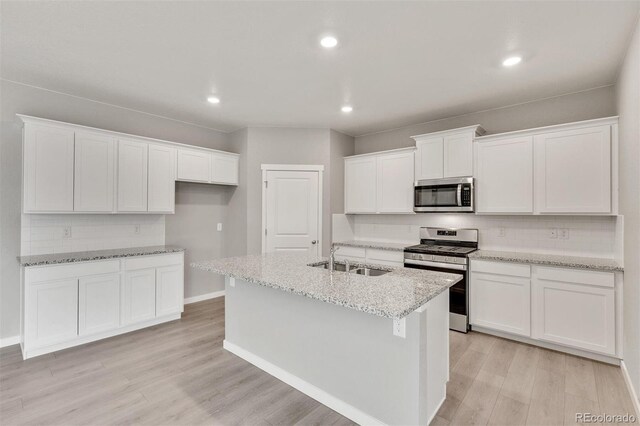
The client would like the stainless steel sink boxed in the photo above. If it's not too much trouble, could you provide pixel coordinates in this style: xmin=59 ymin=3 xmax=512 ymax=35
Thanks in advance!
xmin=310 ymin=262 xmax=390 ymax=276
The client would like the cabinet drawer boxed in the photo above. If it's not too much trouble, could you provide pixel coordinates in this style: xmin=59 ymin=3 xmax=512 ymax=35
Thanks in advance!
xmin=334 ymin=246 xmax=366 ymax=259
xmin=366 ymin=249 xmax=404 ymax=267
xmin=123 ymin=253 xmax=183 ymax=271
xmin=470 ymin=260 xmax=530 ymax=278
xmin=25 ymin=260 xmax=120 ymax=283
xmin=535 ymin=266 xmax=614 ymax=288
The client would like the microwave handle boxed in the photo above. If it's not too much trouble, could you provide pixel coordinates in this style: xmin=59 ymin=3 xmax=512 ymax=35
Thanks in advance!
xmin=456 ymin=185 xmax=462 ymax=206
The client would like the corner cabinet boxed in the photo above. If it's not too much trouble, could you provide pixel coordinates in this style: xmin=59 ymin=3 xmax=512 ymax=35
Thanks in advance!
xmin=474 ymin=117 xmax=618 ymax=215
xmin=344 ymin=148 xmax=414 ymax=214
xmin=412 ymin=125 xmax=485 ymax=181
xmin=18 ymin=115 xmax=239 ymax=214
xmin=21 ymin=252 xmax=184 ymax=359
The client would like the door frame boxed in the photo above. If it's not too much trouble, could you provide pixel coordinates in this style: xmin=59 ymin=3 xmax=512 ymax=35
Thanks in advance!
xmin=261 ymin=164 xmax=324 ymax=254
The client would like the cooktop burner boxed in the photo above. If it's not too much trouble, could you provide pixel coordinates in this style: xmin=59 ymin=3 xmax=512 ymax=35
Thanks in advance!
xmin=404 ymin=244 xmax=478 ymax=255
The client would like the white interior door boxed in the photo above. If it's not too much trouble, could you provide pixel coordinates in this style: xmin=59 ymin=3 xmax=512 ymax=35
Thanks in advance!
xmin=264 ymin=169 xmax=321 ymax=255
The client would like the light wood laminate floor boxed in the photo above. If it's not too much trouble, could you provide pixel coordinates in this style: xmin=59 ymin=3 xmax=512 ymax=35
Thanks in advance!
xmin=1 ymin=298 xmax=637 ymax=425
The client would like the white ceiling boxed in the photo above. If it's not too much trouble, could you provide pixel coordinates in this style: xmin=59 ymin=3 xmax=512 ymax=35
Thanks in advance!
xmin=2 ymin=1 xmax=639 ymax=136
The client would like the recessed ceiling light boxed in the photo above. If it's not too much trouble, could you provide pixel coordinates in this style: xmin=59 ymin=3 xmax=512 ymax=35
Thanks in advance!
xmin=207 ymin=96 xmax=220 ymax=104
xmin=502 ymin=56 xmax=522 ymax=67
xmin=320 ymin=36 xmax=338 ymax=48
xmin=341 ymin=105 xmax=353 ymax=113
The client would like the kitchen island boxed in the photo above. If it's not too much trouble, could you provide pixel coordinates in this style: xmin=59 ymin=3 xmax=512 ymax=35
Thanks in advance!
xmin=192 ymin=252 xmax=462 ymax=425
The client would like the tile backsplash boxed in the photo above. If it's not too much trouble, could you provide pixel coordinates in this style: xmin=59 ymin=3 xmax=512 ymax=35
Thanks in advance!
xmin=21 ymin=214 xmax=165 ymax=256
xmin=333 ymin=214 xmax=618 ymax=258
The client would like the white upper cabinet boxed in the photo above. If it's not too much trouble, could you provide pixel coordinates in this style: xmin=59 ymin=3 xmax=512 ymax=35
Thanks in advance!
xmin=413 ymin=126 xmax=484 ymax=181
xmin=210 ymin=152 xmax=239 ymax=185
xmin=19 ymin=115 xmax=239 ymax=214
xmin=74 ymin=132 xmax=116 ymax=212
xmin=414 ymin=137 xmax=443 ymax=180
xmin=177 ymin=148 xmax=211 ymax=183
xmin=443 ymin=132 xmax=474 ymax=178
xmin=345 ymin=148 xmax=415 ymax=214
xmin=376 ymin=150 xmax=415 ymax=213
xmin=475 ymin=136 xmax=533 ymax=213
xmin=23 ymin=123 xmax=75 ymax=213
xmin=148 ymin=144 xmax=176 ymax=213
xmin=117 ymin=139 xmax=148 ymax=212
xmin=535 ymin=125 xmax=611 ymax=214
xmin=475 ymin=117 xmax=617 ymax=215
xmin=345 ymin=155 xmax=377 ymax=213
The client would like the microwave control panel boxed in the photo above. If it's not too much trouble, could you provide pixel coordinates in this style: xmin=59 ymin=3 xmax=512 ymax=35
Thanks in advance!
xmin=461 ymin=186 xmax=472 ymax=207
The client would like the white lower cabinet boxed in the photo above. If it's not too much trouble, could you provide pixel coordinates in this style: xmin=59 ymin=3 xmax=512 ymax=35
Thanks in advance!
xmin=25 ymin=278 xmax=79 ymax=348
xmin=79 ymin=273 xmax=120 ymax=336
xmin=21 ymin=253 xmax=184 ymax=359
xmin=470 ymin=259 xmax=619 ymax=359
xmin=532 ymin=266 xmax=616 ymax=356
xmin=470 ymin=261 xmax=531 ymax=336
xmin=122 ymin=269 xmax=157 ymax=325
xmin=335 ymin=246 xmax=404 ymax=268
xmin=156 ymin=265 xmax=184 ymax=316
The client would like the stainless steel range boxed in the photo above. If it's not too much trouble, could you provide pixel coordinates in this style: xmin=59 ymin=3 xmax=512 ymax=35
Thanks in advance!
xmin=404 ymin=227 xmax=478 ymax=333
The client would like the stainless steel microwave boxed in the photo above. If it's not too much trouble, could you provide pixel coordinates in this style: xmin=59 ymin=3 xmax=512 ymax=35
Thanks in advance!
xmin=414 ymin=177 xmax=474 ymax=213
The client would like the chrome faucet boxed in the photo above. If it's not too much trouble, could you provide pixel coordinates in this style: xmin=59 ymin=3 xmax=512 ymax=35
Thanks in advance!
xmin=344 ymin=258 xmax=350 ymax=275
xmin=329 ymin=245 xmax=340 ymax=271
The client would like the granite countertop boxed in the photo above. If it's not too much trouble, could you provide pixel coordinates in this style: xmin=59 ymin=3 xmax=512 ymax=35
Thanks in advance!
xmin=18 ymin=245 xmax=185 ymax=267
xmin=332 ymin=240 xmax=410 ymax=251
xmin=191 ymin=252 xmax=462 ymax=319
xmin=468 ymin=250 xmax=623 ymax=272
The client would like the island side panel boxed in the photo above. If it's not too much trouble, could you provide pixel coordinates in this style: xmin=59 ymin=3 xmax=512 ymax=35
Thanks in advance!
xmin=223 ymin=276 xmax=448 ymax=425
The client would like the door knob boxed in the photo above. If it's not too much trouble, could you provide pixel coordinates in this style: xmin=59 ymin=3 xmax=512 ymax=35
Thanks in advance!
xmin=311 ymin=240 xmax=317 ymax=244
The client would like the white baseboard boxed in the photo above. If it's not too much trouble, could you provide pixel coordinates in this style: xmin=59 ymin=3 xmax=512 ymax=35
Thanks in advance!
xmin=621 ymin=360 xmax=640 ymax=417
xmin=0 ymin=335 xmax=20 ymax=348
xmin=185 ymin=290 xmax=225 ymax=305
xmin=223 ymin=340 xmax=386 ymax=426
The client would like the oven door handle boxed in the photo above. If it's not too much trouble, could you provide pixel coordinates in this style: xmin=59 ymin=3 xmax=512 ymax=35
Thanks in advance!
xmin=404 ymin=259 xmax=467 ymax=271
xmin=456 ymin=184 xmax=462 ymax=207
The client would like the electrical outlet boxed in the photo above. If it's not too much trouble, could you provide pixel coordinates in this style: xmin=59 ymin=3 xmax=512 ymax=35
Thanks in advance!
xmin=217 ymin=223 xmax=223 ymax=232
xmin=549 ymin=228 xmax=558 ymax=239
xmin=134 ymin=224 xmax=141 ymax=235
xmin=559 ymin=229 xmax=570 ymax=240
xmin=62 ymin=226 xmax=72 ymax=239
xmin=497 ymin=227 xmax=506 ymax=237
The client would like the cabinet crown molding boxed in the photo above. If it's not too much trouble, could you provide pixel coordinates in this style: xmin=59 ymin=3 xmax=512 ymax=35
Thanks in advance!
xmin=343 ymin=146 xmax=415 ymax=160
xmin=411 ymin=125 xmax=486 ymax=141
xmin=17 ymin=114 xmax=239 ymax=157
xmin=475 ymin=116 xmax=619 ymax=142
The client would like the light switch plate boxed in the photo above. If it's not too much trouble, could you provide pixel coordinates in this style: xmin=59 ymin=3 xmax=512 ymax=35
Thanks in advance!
xmin=559 ymin=229 xmax=569 ymax=239
xmin=134 ymin=224 xmax=141 ymax=235
xmin=217 ymin=223 xmax=223 ymax=232
xmin=62 ymin=226 xmax=72 ymax=239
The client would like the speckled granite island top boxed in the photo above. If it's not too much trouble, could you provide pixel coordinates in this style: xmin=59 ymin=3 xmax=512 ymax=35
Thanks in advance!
xmin=18 ymin=245 xmax=185 ymax=267
xmin=468 ymin=250 xmax=623 ymax=272
xmin=332 ymin=240 xmax=409 ymax=251
xmin=192 ymin=252 xmax=462 ymax=319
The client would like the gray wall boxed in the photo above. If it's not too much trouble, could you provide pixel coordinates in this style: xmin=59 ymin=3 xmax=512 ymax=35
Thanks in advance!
xmin=616 ymin=17 xmax=640 ymax=404
xmin=0 ymin=80 xmax=233 ymax=339
xmin=244 ymin=127 xmax=332 ymax=256
xmin=329 ymin=130 xmax=355 ymax=215
xmin=354 ymin=85 xmax=617 ymax=154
